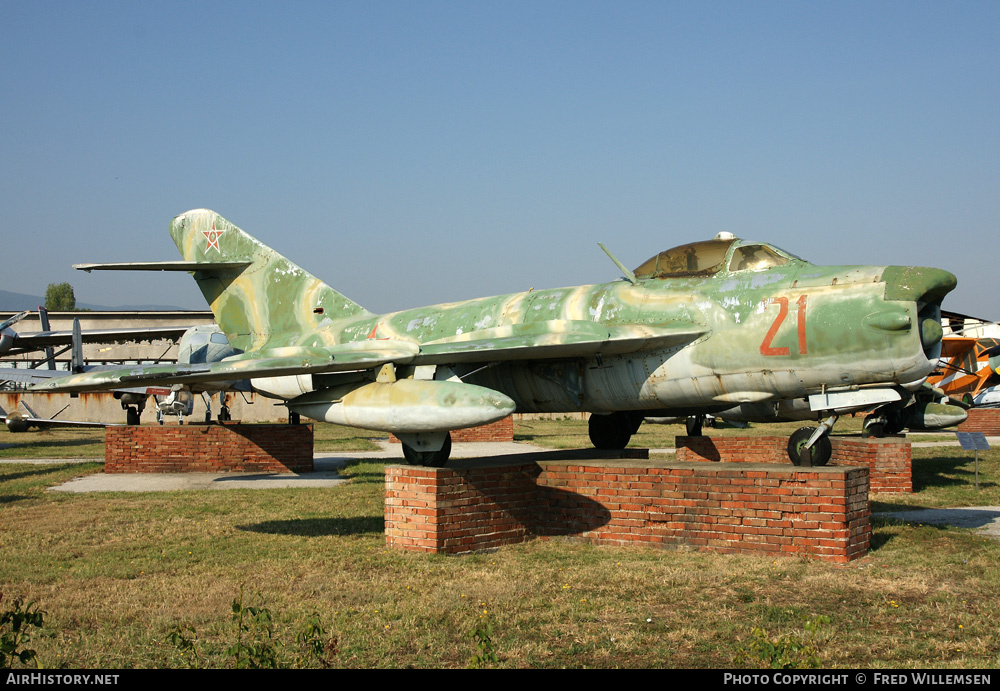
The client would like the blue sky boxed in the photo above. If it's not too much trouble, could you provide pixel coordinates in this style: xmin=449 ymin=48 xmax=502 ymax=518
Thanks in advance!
xmin=2 ymin=1 xmax=998 ymax=318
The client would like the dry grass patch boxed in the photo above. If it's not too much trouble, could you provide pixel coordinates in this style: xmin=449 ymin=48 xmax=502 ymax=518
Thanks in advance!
xmin=2 ymin=419 xmax=999 ymax=668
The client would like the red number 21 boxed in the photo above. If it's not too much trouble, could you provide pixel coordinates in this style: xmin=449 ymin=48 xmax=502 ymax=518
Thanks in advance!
xmin=760 ymin=295 xmax=807 ymax=356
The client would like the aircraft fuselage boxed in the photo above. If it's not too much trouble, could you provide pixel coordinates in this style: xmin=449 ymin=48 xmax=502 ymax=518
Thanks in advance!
xmin=267 ymin=260 xmax=947 ymax=419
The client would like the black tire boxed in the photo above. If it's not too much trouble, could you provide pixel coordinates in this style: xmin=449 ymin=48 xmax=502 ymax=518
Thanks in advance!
xmin=882 ymin=410 xmax=908 ymax=436
xmin=686 ymin=415 xmax=705 ymax=437
xmin=126 ymin=407 xmax=141 ymax=426
xmin=862 ymin=414 xmax=885 ymax=438
xmin=787 ymin=427 xmax=832 ymax=466
xmin=218 ymin=406 xmax=231 ymax=422
xmin=589 ymin=413 xmax=632 ymax=449
xmin=402 ymin=433 xmax=452 ymax=467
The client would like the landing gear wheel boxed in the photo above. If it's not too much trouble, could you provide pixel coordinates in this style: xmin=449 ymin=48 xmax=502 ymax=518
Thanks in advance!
xmin=218 ymin=406 xmax=231 ymax=422
xmin=589 ymin=413 xmax=632 ymax=450
xmin=787 ymin=427 xmax=831 ymax=466
xmin=882 ymin=411 xmax=908 ymax=436
xmin=402 ymin=433 xmax=452 ymax=467
xmin=862 ymin=414 xmax=885 ymax=438
xmin=686 ymin=415 xmax=705 ymax=437
xmin=289 ymin=412 xmax=300 ymax=425
xmin=126 ymin=406 xmax=141 ymax=426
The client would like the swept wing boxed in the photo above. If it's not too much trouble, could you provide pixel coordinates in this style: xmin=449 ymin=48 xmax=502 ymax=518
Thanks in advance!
xmin=29 ymin=321 xmax=706 ymax=393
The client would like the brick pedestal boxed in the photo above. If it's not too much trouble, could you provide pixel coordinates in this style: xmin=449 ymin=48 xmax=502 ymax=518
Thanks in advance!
xmin=828 ymin=438 xmax=912 ymax=493
xmin=385 ymin=460 xmax=870 ymax=563
xmin=675 ymin=435 xmax=912 ymax=493
xmin=105 ymin=424 xmax=313 ymax=473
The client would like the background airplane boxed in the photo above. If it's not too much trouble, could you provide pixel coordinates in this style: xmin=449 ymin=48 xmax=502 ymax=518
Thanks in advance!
xmin=928 ymin=313 xmax=1000 ymax=404
xmin=34 ymin=209 xmax=957 ymax=467
xmin=1 ymin=320 xmax=246 ymax=424
xmin=0 ymin=401 xmax=120 ymax=433
xmin=0 ymin=308 xmax=189 ymax=360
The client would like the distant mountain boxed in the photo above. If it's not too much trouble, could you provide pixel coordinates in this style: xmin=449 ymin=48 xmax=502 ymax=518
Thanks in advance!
xmin=0 ymin=289 xmax=190 ymax=312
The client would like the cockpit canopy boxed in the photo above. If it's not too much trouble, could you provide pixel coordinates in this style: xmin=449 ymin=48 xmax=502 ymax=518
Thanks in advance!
xmin=632 ymin=235 xmax=800 ymax=279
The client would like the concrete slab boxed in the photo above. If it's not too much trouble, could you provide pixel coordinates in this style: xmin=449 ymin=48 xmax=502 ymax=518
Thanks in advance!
xmin=874 ymin=507 xmax=1000 ymax=539
xmin=49 ymin=457 xmax=351 ymax=493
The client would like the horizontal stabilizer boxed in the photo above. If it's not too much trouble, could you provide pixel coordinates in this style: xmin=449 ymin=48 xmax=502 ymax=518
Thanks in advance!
xmin=75 ymin=261 xmax=251 ymax=273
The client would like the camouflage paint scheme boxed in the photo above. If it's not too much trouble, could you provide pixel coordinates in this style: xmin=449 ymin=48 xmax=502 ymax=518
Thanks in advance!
xmin=44 ymin=209 xmax=957 ymax=465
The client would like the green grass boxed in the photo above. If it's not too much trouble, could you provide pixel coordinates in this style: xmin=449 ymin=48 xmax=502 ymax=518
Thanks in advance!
xmin=0 ymin=423 xmax=384 ymax=459
xmin=873 ymin=447 xmax=1000 ymax=510
xmin=311 ymin=424 xmax=384 ymax=452
xmin=1 ymin=420 xmax=999 ymax=668
xmin=0 ymin=427 xmax=105 ymax=459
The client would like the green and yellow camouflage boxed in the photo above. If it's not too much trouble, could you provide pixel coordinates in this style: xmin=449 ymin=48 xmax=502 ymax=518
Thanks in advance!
xmin=41 ymin=209 xmax=958 ymax=466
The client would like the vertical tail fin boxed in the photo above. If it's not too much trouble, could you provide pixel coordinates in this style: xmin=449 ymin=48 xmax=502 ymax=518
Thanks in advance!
xmin=169 ymin=209 xmax=370 ymax=352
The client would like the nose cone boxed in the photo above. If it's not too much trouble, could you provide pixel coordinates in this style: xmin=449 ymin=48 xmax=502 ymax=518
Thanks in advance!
xmin=0 ymin=329 xmax=14 ymax=354
xmin=882 ymin=266 xmax=958 ymax=305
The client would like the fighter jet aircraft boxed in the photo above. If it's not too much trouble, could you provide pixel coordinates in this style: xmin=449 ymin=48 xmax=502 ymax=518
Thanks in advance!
xmin=33 ymin=209 xmax=957 ymax=467
xmin=2 ymin=321 xmax=245 ymax=424
xmin=0 ymin=401 xmax=120 ymax=433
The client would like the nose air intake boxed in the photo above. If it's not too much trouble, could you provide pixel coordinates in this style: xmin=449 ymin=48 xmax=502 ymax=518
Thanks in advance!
xmin=882 ymin=266 xmax=957 ymax=362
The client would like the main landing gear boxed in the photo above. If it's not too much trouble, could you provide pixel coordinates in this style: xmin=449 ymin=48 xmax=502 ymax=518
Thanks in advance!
xmin=125 ymin=406 xmax=141 ymax=426
xmin=202 ymin=392 xmax=233 ymax=423
xmin=588 ymin=412 xmax=643 ymax=450
xmin=122 ymin=401 xmax=144 ymax=425
xmin=401 ymin=432 xmax=452 ymax=468
xmin=861 ymin=411 xmax=906 ymax=438
xmin=686 ymin=415 xmax=705 ymax=437
xmin=114 ymin=392 xmax=146 ymax=425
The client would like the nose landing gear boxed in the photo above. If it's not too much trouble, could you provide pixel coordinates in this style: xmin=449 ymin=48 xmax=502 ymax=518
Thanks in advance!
xmin=786 ymin=415 xmax=838 ymax=466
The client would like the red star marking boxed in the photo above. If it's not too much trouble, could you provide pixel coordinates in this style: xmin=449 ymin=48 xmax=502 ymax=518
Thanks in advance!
xmin=203 ymin=223 xmax=224 ymax=252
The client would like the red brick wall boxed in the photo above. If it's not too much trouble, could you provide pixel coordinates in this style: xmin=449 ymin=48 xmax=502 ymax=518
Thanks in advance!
xmin=390 ymin=416 xmax=514 ymax=443
xmin=385 ymin=460 xmax=871 ymax=563
xmin=829 ymin=438 xmax=912 ymax=493
xmin=958 ymin=408 xmax=1000 ymax=435
xmin=675 ymin=436 xmax=912 ymax=493
xmin=675 ymin=436 xmax=788 ymax=463
xmin=105 ymin=424 xmax=314 ymax=473
xmin=385 ymin=464 xmax=539 ymax=552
